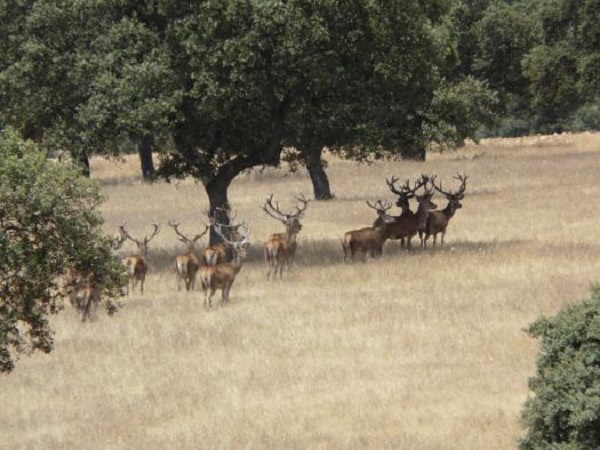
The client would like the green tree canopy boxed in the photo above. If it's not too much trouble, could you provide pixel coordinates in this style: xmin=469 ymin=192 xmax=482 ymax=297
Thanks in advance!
xmin=522 ymin=0 xmax=600 ymax=131
xmin=0 ymin=128 xmax=125 ymax=373
xmin=1 ymin=0 xmax=478 ymax=242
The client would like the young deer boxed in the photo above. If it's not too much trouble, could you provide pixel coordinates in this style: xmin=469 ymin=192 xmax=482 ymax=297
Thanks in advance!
xmin=421 ymin=173 xmax=468 ymax=248
xmin=343 ymin=200 xmax=395 ymax=262
xmin=118 ymin=222 xmax=160 ymax=295
xmin=262 ymin=194 xmax=310 ymax=280
xmin=169 ymin=220 xmax=209 ymax=291
xmin=199 ymin=223 xmax=250 ymax=307
xmin=375 ymin=175 xmax=437 ymax=253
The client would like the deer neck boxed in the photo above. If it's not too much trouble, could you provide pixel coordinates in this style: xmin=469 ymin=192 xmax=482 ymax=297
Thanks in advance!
xmin=416 ymin=202 xmax=433 ymax=228
xmin=285 ymin=227 xmax=299 ymax=244
xmin=230 ymin=254 xmax=245 ymax=274
xmin=442 ymin=201 xmax=459 ymax=219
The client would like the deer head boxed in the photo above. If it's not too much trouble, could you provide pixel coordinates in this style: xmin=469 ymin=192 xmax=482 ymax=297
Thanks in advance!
xmin=431 ymin=173 xmax=468 ymax=210
xmin=214 ymin=221 xmax=251 ymax=259
xmin=366 ymin=199 xmax=394 ymax=227
xmin=262 ymin=194 xmax=310 ymax=234
xmin=386 ymin=175 xmax=428 ymax=210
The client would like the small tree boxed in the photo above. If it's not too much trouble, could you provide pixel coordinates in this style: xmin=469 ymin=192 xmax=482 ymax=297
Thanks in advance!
xmin=520 ymin=285 xmax=600 ymax=449
xmin=0 ymin=128 xmax=125 ymax=373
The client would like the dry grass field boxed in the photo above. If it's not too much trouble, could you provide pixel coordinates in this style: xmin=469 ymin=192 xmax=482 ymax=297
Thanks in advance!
xmin=2 ymin=132 xmax=600 ymax=449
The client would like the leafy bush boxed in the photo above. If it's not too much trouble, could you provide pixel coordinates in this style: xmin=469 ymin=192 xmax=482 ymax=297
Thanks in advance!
xmin=0 ymin=128 xmax=126 ymax=373
xmin=520 ymin=286 xmax=600 ymax=449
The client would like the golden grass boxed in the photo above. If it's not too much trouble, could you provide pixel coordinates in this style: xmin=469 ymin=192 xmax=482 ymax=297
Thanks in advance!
xmin=2 ymin=132 xmax=600 ymax=449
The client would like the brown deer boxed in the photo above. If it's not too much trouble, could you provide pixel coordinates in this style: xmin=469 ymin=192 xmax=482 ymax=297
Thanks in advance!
xmin=65 ymin=231 xmax=127 ymax=322
xmin=342 ymin=200 xmax=395 ymax=262
xmin=378 ymin=175 xmax=438 ymax=252
xmin=201 ymin=205 xmax=245 ymax=265
xmin=118 ymin=222 xmax=160 ymax=295
xmin=262 ymin=194 xmax=310 ymax=280
xmin=199 ymin=223 xmax=250 ymax=307
xmin=421 ymin=173 xmax=468 ymax=248
xmin=168 ymin=220 xmax=209 ymax=291
xmin=65 ymin=270 xmax=99 ymax=323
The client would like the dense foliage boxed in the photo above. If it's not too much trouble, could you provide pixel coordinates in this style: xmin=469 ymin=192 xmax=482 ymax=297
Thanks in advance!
xmin=0 ymin=0 xmax=498 ymax=230
xmin=521 ymin=286 xmax=600 ymax=449
xmin=0 ymin=129 xmax=125 ymax=373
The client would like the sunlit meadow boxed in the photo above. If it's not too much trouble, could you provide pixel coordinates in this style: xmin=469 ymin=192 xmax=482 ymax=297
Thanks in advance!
xmin=2 ymin=132 xmax=599 ymax=449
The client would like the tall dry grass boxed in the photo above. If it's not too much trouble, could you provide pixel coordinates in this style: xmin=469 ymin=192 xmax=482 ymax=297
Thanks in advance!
xmin=2 ymin=132 xmax=600 ymax=449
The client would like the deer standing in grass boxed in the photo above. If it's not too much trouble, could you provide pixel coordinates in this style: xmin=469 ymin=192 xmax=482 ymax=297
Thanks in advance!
xmin=199 ymin=223 xmax=250 ymax=307
xmin=421 ymin=173 xmax=468 ymax=248
xmin=201 ymin=205 xmax=245 ymax=266
xmin=169 ymin=220 xmax=209 ymax=292
xmin=65 ymin=231 xmax=126 ymax=322
xmin=118 ymin=222 xmax=160 ymax=295
xmin=374 ymin=175 xmax=437 ymax=254
xmin=262 ymin=194 xmax=310 ymax=280
xmin=65 ymin=270 xmax=99 ymax=323
xmin=342 ymin=200 xmax=395 ymax=262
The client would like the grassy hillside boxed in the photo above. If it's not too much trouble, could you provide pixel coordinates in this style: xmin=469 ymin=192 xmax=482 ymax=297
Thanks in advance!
xmin=2 ymin=132 xmax=599 ymax=449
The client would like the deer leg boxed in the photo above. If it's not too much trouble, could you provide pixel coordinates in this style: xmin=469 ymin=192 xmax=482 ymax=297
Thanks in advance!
xmin=441 ymin=231 xmax=446 ymax=246
xmin=423 ymin=234 xmax=430 ymax=249
xmin=222 ymin=286 xmax=231 ymax=305
xmin=206 ymin=288 xmax=215 ymax=308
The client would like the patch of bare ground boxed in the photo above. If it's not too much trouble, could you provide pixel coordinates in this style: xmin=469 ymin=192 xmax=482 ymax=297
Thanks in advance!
xmin=1 ymin=132 xmax=599 ymax=449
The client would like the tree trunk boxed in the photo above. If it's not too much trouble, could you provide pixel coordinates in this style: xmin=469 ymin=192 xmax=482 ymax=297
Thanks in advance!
xmin=77 ymin=152 xmax=91 ymax=178
xmin=205 ymin=178 xmax=231 ymax=246
xmin=304 ymin=147 xmax=333 ymax=200
xmin=137 ymin=134 xmax=156 ymax=182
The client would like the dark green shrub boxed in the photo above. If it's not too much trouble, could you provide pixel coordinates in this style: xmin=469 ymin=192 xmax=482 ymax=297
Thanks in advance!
xmin=520 ymin=286 xmax=600 ymax=449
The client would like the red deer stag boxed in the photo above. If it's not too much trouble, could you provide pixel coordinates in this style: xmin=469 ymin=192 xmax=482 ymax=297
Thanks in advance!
xmin=342 ymin=200 xmax=395 ymax=262
xmin=169 ymin=220 xmax=209 ymax=291
xmin=262 ymin=194 xmax=310 ymax=280
xmin=201 ymin=205 xmax=245 ymax=265
xmin=199 ymin=223 xmax=250 ymax=307
xmin=118 ymin=222 xmax=160 ymax=295
xmin=375 ymin=175 xmax=437 ymax=253
xmin=421 ymin=173 xmax=468 ymax=248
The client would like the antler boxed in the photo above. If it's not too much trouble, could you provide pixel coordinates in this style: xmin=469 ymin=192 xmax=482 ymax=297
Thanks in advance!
xmin=366 ymin=199 xmax=392 ymax=212
xmin=453 ymin=173 xmax=468 ymax=199
xmin=118 ymin=222 xmax=160 ymax=247
xmin=386 ymin=175 xmax=407 ymax=196
xmin=168 ymin=220 xmax=209 ymax=247
xmin=146 ymin=222 xmax=161 ymax=244
xmin=262 ymin=194 xmax=291 ymax=223
xmin=432 ymin=174 xmax=468 ymax=199
xmin=387 ymin=175 xmax=427 ymax=199
xmin=214 ymin=221 xmax=250 ymax=247
xmin=293 ymin=194 xmax=310 ymax=218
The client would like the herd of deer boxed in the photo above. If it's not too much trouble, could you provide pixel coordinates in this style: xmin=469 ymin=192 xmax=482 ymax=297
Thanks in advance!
xmin=66 ymin=173 xmax=467 ymax=321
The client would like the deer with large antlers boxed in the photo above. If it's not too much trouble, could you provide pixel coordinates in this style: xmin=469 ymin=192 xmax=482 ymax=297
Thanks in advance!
xmin=201 ymin=205 xmax=245 ymax=266
xmin=343 ymin=200 xmax=395 ymax=262
xmin=199 ymin=223 xmax=250 ymax=307
xmin=169 ymin=220 xmax=209 ymax=292
xmin=118 ymin=222 xmax=160 ymax=295
xmin=421 ymin=173 xmax=468 ymax=248
xmin=377 ymin=175 xmax=438 ymax=253
xmin=262 ymin=194 xmax=310 ymax=280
